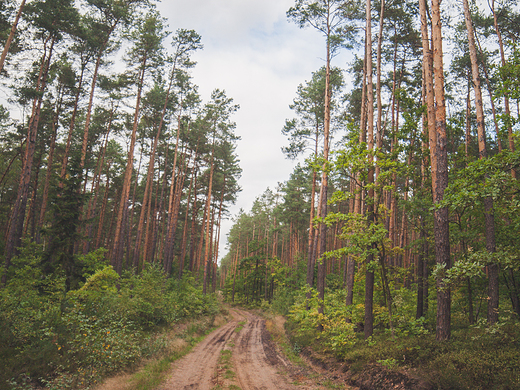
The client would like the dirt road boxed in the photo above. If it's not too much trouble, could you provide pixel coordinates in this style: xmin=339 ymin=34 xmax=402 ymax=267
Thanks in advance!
xmin=158 ymin=308 xmax=319 ymax=390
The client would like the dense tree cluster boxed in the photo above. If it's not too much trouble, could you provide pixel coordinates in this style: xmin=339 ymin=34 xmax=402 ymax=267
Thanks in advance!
xmin=222 ymin=0 xmax=520 ymax=345
xmin=0 ymin=0 xmax=241 ymax=291
xmin=2 ymin=0 xmax=520 ymax=387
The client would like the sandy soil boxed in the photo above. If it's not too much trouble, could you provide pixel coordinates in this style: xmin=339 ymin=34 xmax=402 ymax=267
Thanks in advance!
xmin=158 ymin=308 xmax=315 ymax=390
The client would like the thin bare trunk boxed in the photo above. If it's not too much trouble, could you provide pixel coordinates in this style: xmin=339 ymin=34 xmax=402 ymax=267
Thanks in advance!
xmin=3 ymin=36 xmax=54 ymax=282
xmin=364 ymin=0 xmax=375 ymax=340
xmin=179 ymin=163 xmax=197 ymax=279
xmin=83 ymin=111 xmax=113 ymax=253
xmin=37 ymin=86 xmax=63 ymax=244
xmin=316 ymin=4 xmax=332 ymax=324
xmin=490 ymin=0 xmax=515 ymax=168
xmin=164 ymin=117 xmax=184 ymax=271
xmin=0 ymin=0 xmax=26 ymax=74
xmin=60 ymin=65 xmax=86 ymax=183
xmin=430 ymin=0 xmax=451 ymax=341
xmin=112 ymin=56 xmax=147 ymax=274
xmin=133 ymin=125 xmax=161 ymax=269
xmin=94 ymin=161 xmax=111 ymax=249
xmin=202 ymin=160 xmax=215 ymax=294
xmin=463 ymin=0 xmax=498 ymax=324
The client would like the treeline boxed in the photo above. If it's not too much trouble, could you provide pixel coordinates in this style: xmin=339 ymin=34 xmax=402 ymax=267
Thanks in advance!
xmin=0 ymin=0 xmax=238 ymax=387
xmin=221 ymin=0 xmax=520 ymax=348
xmin=0 ymin=0 xmax=241 ymax=289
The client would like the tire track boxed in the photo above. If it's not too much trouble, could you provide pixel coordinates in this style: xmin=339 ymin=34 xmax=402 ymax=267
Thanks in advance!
xmin=158 ymin=309 xmax=244 ymax=390
xmin=159 ymin=308 xmax=303 ymax=390
xmin=232 ymin=310 xmax=300 ymax=390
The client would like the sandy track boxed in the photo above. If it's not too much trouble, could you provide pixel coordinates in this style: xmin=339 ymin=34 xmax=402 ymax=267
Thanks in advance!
xmin=158 ymin=308 xmax=301 ymax=390
xmin=232 ymin=310 xmax=299 ymax=390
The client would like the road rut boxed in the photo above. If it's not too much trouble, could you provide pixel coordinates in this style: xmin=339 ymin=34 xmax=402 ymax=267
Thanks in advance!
xmin=158 ymin=308 xmax=302 ymax=390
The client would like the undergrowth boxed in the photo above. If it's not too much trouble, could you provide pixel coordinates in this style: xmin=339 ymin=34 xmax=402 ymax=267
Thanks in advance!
xmin=279 ymin=286 xmax=520 ymax=390
xmin=0 ymin=250 xmax=221 ymax=390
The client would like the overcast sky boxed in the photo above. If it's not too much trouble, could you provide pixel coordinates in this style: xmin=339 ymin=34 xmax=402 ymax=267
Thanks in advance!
xmin=157 ymin=0 xmax=352 ymax=260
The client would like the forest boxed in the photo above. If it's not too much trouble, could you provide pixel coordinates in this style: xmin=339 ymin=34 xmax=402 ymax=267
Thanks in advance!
xmin=0 ymin=0 xmax=520 ymax=389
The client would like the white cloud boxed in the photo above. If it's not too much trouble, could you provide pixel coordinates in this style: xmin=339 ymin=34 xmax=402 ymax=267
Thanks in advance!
xmin=159 ymin=0 xmax=296 ymax=45
xmin=157 ymin=0 xmax=342 ymax=261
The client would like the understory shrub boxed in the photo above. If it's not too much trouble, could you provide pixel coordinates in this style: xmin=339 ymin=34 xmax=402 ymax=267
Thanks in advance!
xmin=0 ymin=258 xmax=220 ymax=389
xmin=284 ymin=284 xmax=520 ymax=390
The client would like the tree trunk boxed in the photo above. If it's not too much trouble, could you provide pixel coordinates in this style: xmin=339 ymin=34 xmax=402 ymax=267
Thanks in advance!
xmin=0 ymin=0 xmax=26 ymax=74
xmin=364 ymin=0 xmax=376 ymax=340
xmin=202 ymin=159 xmax=215 ymax=294
xmin=3 ymin=36 xmax=54 ymax=282
xmin=306 ymin=130 xmax=319 ymax=293
xmin=37 ymin=85 xmax=63 ymax=244
xmin=79 ymin=20 xmax=119 ymax=173
xmin=164 ymin=117 xmax=184 ymax=272
xmin=59 ymin=64 xmax=85 ymax=183
xmin=94 ymin=161 xmax=111 ymax=249
xmin=316 ymin=5 xmax=333 ymax=325
xmin=430 ymin=0 xmax=451 ymax=341
xmin=132 ymin=125 xmax=161 ymax=269
xmin=24 ymin=149 xmax=42 ymax=240
xmin=179 ymin=163 xmax=197 ymax=278
xmin=462 ymin=0 xmax=498 ymax=325
xmin=83 ymin=111 xmax=113 ymax=253
xmin=491 ymin=0 xmax=515 ymax=166
xmin=111 ymin=55 xmax=147 ymax=274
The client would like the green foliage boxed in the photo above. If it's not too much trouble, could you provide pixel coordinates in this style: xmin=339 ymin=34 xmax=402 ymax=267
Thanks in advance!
xmin=391 ymin=288 xmax=430 ymax=337
xmin=288 ymin=287 xmax=357 ymax=355
xmin=283 ymin=282 xmax=520 ymax=390
xmin=496 ymin=44 xmax=520 ymax=101
xmin=167 ymin=273 xmax=221 ymax=320
xmin=1 ymin=248 xmax=220 ymax=389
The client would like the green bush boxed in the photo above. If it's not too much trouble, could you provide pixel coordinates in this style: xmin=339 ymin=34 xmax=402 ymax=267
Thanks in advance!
xmin=1 ymin=255 xmax=221 ymax=389
xmin=288 ymin=287 xmax=357 ymax=355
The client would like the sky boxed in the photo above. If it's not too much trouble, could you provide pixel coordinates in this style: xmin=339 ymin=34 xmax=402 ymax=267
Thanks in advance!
xmin=157 ymin=0 xmax=352 ymax=261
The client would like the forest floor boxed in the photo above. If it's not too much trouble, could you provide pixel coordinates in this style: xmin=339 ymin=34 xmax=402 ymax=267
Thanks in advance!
xmin=96 ymin=307 xmax=434 ymax=390
xmin=96 ymin=307 xmax=356 ymax=389
xmin=156 ymin=307 xmax=356 ymax=390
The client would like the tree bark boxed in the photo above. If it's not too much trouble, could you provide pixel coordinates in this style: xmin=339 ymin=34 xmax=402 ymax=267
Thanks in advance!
xmin=3 ymin=36 xmax=54 ymax=283
xmin=111 ymin=54 xmax=147 ymax=274
xmin=430 ymin=0 xmax=451 ymax=341
xmin=364 ymin=0 xmax=376 ymax=340
xmin=0 ymin=0 xmax=26 ymax=74
xmin=132 ymin=124 xmax=161 ymax=270
xmin=316 ymin=1 xmax=333 ymax=325
xmin=462 ymin=0 xmax=498 ymax=325
xmin=490 ymin=0 xmax=515 ymax=167
xmin=94 ymin=161 xmax=111 ymax=249
xmin=83 ymin=111 xmax=113 ymax=253
xmin=37 ymin=85 xmax=63 ymax=244
xmin=59 ymin=64 xmax=85 ymax=183
xmin=202 ymin=159 xmax=215 ymax=294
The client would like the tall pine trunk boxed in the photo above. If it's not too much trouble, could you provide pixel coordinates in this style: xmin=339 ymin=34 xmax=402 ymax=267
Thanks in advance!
xmin=430 ymin=0 xmax=451 ymax=341
xmin=364 ymin=0 xmax=376 ymax=340
xmin=202 ymin=159 xmax=215 ymax=294
xmin=3 ymin=36 xmax=54 ymax=282
xmin=462 ymin=0 xmax=498 ymax=324
xmin=111 ymin=55 xmax=147 ymax=273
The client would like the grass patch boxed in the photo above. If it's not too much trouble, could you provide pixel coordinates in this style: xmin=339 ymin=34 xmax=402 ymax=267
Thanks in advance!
xmin=219 ymin=349 xmax=233 ymax=367
xmin=212 ymin=347 xmax=239 ymax=390
xmin=223 ymin=369 xmax=235 ymax=380
xmin=235 ymin=320 xmax=246 ymax=333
